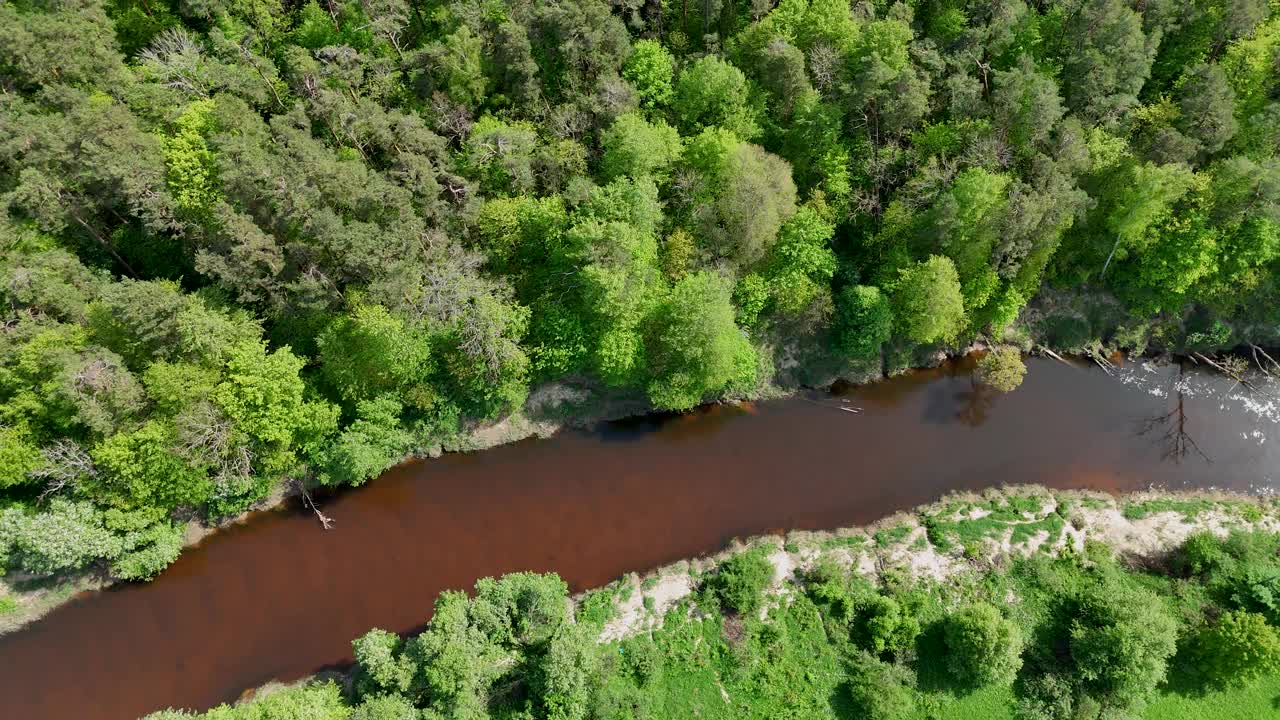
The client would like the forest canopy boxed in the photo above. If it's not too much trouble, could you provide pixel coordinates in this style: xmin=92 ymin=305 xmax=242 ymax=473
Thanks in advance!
xmin=3 ymin=0 xmax=1280 ymax=581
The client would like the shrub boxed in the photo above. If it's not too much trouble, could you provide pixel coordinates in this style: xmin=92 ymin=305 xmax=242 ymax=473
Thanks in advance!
xmin=1195 ymin=611 xmax=1280 ymax=687
xmin=944 ymin=603 xmax=1024 ymax=689
xmin=1068 ymin=582 xmax=1178 ymax=709
xmin=855 ymin=593 xmax=920 ymax=656
xmin=577 ymin=588 xmax=617 ymax=630
xmin=834 ymin=285 xmax=893 ymax=360
xmin=975 ymin=346 xmax=1027 ymax=393
xmin=352 ymin=628 xmax=414 ymax=696
xmin=350 ymin=693 xmax=421 ymax=720
xmin=846 ymin=652 xmax=916 ymax=720
xmin=711 ymin=547 xmax=775 ymax=615
xmin=1015 ymin=671 xmax=1078 ymax=720
xmin=533 ymin=625 xmax=599 ymax=720
xmin=470 ymin=572 xmax=569 ymax=647
xmin=110 ymin=521 xmax=184 ymax=581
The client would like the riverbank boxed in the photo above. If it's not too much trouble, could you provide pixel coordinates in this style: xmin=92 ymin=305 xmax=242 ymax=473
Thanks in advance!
xmin=155 ymin=485 xmax=1280 ymax=720
xmin=0 ymin=347 xmax=872 ymax=637
xmin=6 ymin=352 xmax=1278 ymax=720
xmin=0 ymin=345 xmax=1269 ymax=640
xmin=590 ymin=485 xmax=1280 ymax=642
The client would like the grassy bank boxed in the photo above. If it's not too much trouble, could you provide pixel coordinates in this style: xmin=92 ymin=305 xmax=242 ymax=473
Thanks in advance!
xmin=144 ymin=487 xmax=1280 ymax=720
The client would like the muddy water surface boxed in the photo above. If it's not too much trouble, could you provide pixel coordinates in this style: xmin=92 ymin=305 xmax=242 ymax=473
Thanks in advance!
xmin=1 ymin=358 xmax=1277 ymax=719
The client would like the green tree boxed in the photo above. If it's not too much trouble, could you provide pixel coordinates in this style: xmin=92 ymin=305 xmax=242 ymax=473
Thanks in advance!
xmin=317 ymin=304 xmax=434 ymax=411
xmin=599 ymin=113 xmax=682 ymax=181
xmin=834 ymin=285 xmax=893 ymax=361
xmin=1194 ymin=611 xmax=1280 ymax=688
xmin=672 ymin=55 xmax=760 ymax=139
xmin=1056 ymin=0 xmax=1158 ymax=122
xmin=891 ymin=256 xmax=966 ymax=345
xmin=90 ymin=421 xmax=212 ymax=510
xmin=944 ymin=603 xmax=1024 ymax=689
xmin=213 ymin=342 xmax=338 ymax=475
xmin=975 ymin=347 xmax=1028 ymax=393
xmin=0 ymin=426 xmax=41 ymax=489
xmin=854 ymin=593 xmax=920 ymax=656
xmin=623 ymin=39 xmax=675 ymax=109
xmin=700 ymin=142 xmax=798 ymax=268
xmin=533 ymin=625 xmax=599 ymax=720
xmin=1175 ymin=63 xmax=1239 ymax=161
xmin=163 ymin=99 xmax=220 ymax=216
xmin=316 ymin=396 xmax=412 ymax=487
xmin=410 ymin=590 xmax=500 ymax=720
xmin=1069 ymin=582 xmax=1179 ymax=710
xmin=644 ymin=272 xmax=758 ymax=411
xmin=993 ymin=57 xmax=1066 ymax=158
xmin=0 ymin=499 xmax=122 ymax=575
xmin=352 ymin=628 xmax=414 ymax=696
xmin=110 ymin=519 xmax=185 ymax=581
xmin=416 ymin=25 xmax=487 ymax=108
xmin=350 ymin=694 xmax=420 ymax=720
xmin=470 ymin=572 xmax=569 ymax=647
xmin=711 ymin=547 xmax=775 ymax=615
xmin=764 ymin=206 xmax=836 ymax=315
xmin=846 ymin=651 xmax=916 ymax=720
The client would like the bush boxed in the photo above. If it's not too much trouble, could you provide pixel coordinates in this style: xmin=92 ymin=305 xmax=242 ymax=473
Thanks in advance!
xmin=577 ymin=587 xmax=617 ymax=630
xmin=533 ymin=625 xmax=599 ymax=720
xmin=834 ymin=285 xmax=893 ymax=360
xmin=975 ymin=346 xmax=1027 ymax=393
xmin=0 ymin=500 xmax=122 ymax=575
xmin=352 ymin=628 xmax=414 ymax=696
xmin=1068 ymin=582 xmax=1178 ymax=709
xmin=711 ymin=547 xmax=775 ymax=615
xmin=110 ymin=521 xmax=184 ymax=581
xmin=846 ymin=652 xmax=916 ymax=720
xmin=1015 ymin=671 xmax=1078 ymax=720
xmin=1195 ymin=611 xmax=1280 ymax=688
xmin=470 ymin=572 xmax=569 ymax=647
xmin=350 ymin=693 xmax=421 ymax=720
xmin=1179 ymin=530 xmax=1231 ymax=576
xmin=944 ymin=603 xmax=1024 ymax=689
xmin=854 ymin=593 xmax=920 ymax=656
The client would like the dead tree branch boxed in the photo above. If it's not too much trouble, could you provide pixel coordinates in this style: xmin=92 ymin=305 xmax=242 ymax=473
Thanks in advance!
xmin=295 ymin=479 xmax=334 ymax=530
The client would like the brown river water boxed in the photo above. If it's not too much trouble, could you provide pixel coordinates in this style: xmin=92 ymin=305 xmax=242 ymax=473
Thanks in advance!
xmin=1 ymin=357 xmax=1278 ymax=719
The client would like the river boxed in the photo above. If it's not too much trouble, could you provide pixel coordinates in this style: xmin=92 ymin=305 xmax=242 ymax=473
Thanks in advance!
xmin=1 ymin=357 xmax=1277 ymax=719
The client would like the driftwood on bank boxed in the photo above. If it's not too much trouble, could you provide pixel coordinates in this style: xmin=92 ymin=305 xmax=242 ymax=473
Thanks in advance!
xmin=1250 ymin=344 xmax=1280 ymax=377
xmin=1192 ymin=352 xmax=1259 ymax=393
xmin=295 ymin=479 xmax=334 ymax=530
xmin=1086 ymin=348 xmax=1116 ymax=375
xmin=1037 ymin=346 xmax=1074 ymax=367
xmin=799 ymin=396 xmax=862 ymax=415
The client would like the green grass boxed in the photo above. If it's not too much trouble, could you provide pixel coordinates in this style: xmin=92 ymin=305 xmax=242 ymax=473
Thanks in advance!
xmin=0 ymin=596 xmax=17 ymax=615
xmin=1123 ymin=498 xmax=1220 ymax=521
xmin=1143 ymin=674 xmax=1280 ymax=719
xmin=1119 ymin=497 xmax=1271 ymax=522
xmin=928 ymin=676 xmax=1280 ymax=720
xmin=606 ymin=596 xmax=851 ymax=720
xmin=820 ymin=534 xmax=869 ymax=552
xmin=875 ymin=524 xmax=914 ymax=547
xmin=923 ymin=495 xmax=1064 ymax=553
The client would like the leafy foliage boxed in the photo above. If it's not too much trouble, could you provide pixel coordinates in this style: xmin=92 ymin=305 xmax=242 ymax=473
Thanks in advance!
xmin=3 ymin=0 xmax=1279 ymax=584
xmin=943 ymin=603 xmax=1023 ymax=689
xmin=709 ymin=546 xmax=774 ymax=615
xmin=975 ymin=347 xmax=1028 ymax=393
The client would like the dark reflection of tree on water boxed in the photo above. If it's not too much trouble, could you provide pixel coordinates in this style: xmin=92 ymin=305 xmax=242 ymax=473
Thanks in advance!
xmin=922 ymin=375 xmax=997 ymax=427
xmin=1139 ymin=363 xmax=1211 ymax=465
xmin=955 ymin=382 xmax=995 ymax=427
